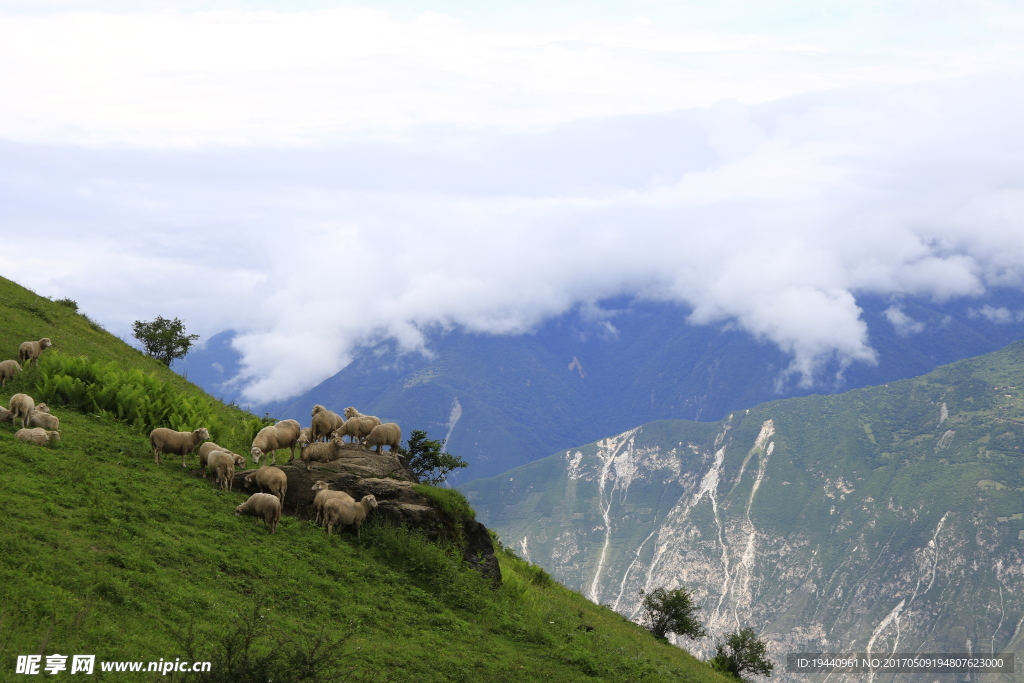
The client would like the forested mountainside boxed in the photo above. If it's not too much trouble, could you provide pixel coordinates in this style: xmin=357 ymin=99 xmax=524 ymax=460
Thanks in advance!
xmin=463 ymin=340 xmax=1024 ymax=682
xmin=219 ymin=292 xmax=1024 ymax=483
xmin=0 ymin=274 xmax=728 ymax=683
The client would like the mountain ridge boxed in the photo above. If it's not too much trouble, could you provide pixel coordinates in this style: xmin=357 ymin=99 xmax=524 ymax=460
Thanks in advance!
xmin=185 ymin=292 xmax=1024 ymax=482
xmin=461 ymin=338 xmax=1024 ymax=681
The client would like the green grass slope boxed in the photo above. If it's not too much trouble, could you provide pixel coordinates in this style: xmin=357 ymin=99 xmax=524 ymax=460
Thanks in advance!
xmin=0 ymin=277 xmax=727 ymax=683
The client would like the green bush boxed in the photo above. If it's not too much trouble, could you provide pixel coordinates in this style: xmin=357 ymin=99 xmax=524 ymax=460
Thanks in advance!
xmin=32 ymin=352 xmax=223 ymax=440
xmin=53 ymin=297 xmax=79 ymax=312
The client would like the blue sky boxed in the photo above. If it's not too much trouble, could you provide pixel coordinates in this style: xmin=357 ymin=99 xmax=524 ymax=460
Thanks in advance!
xmin=2 ymin=0 xmax=1023 ymax=400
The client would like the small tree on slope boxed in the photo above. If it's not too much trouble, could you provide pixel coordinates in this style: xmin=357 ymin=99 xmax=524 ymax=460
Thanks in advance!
xmin=708 ymin=627 xmax=774 ymax=682
xmin=396 ymin=430 xmax=468 ymax=485
xmin=639 ymin=586 xmax=707 ymax=641
xmin=132 ymin=316 xmax=200 ymax=367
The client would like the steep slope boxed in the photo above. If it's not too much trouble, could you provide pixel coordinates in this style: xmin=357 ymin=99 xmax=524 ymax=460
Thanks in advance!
xmin=0 ymin=276 xmax=252 ymax=434
xmin=0 ymin=275 xmax=728 ymax=683
xmin=462 ymin=340 xmax=1024 ymax=681
xmin=250 ymin=293 xmax=1024 ymax=483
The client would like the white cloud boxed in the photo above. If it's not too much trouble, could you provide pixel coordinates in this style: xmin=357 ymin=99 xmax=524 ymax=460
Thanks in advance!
xmin=969 ymin=305 xmax=1024 ymax=324
xmin=883 ymin=306 xmax=926 ymax=336
xmin=2 ymin=5 xmax=1024 ymax=401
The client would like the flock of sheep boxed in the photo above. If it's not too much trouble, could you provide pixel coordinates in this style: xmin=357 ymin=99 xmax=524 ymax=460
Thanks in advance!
xmin=0 ymin=337 xmax=60 ymax=446
xmin=0 ymin=333 xmax=395 ymax=538
xmin=149 ymin=404 xmax=396 ymax=536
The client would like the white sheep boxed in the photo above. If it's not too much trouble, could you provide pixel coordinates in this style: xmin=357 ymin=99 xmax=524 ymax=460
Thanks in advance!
xmin=250 ymin=419 xmax=301 ymax=465
xmin=310 ymin=405 xmax=344 ymax=442
xmin=334 ymin=416 xmax=379 ymax=444
xmin=16 ymin=428 xmax=60 ymax=446
xmin=148 ymin=427 xmax=210 ymax=465
xmin=197 ymin=442 xmax=244 ymax=475
xmin=206 ymin=450 xmax=236 ymax=491
xmin=364 ymin=422 xmax=402 ymax=454
xmin=300 ymin=438 xmax=347 ymax=471
xmin=34 ymin=403 xmax=50 ymax=413
xmin=9 ymin=394 xmax=35 ymax=430
xmin=235 ymin=493 xmax=282 ymax=534
xmin=297 ymin=426 xmax=315 ymax=448
xmin=18 ymin=338 xmax=52 ymax=367
xmin=0 ymin=360 xmax=21 ymax=387
xmin=244 ymin=466 xmax=288 ymax=504
xmin=27 ymin=409 xmax=59 ymax=431
xmin=324 ymin=494 xmax=378 ymax=537
xmin=0 ymin=405 xmax=11 ymax=424
xmin=311 ymin=481 xmax=355 ymax=525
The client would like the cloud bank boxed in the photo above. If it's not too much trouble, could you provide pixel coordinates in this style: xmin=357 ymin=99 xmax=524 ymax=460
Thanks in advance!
xmin=2 ymin=4 xmax=1024 ymax=401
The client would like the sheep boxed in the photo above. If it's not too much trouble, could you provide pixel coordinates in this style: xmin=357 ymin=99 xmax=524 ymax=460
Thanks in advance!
xmin=9 ymin=394 xmax=35 ymax=430
xmin=148 ymin=426 xmax=210 ymax=465
xmin=0 ymin=405 xmax=11 ymax=424
xmin=197 ymin=441 xmax=244 ymax=475
xmin=27 ymin=409 xmax=59 ymax=431
xmin=300 ymin=438 xmax=346 ymax=471
xmin=363 ymin=422 xmax=402 ymax=454
xmin=297 ymin=426 xmax=315 ymax=448
xmin=324 ymin=494 xmax=378 ymax=537
xmin=235 ymin=493 xmax=282 ymax=534
xmin=206 ymin=450 xmax=236 ymax=491
xmin=311 ymin=481 xmax=355 ymax=525
xmin=0 ymin=360 xmax=21 ymax=387
xmin=310 ymin=405 xmax=344 ymax=442
xmin=18 ymin=338 xmax=52 ymax=367
xmin=244 ymin=466 xmax=288 ymax=504
xmin=333 ymin=416 xmax=379 ymax=444
xmin=35 ymin=403 xmax=50 ymax=413
xmin=15 ymin=428 xmax=60 ymax=446
xmin=250 ymin=419 xmax=301 ymax=465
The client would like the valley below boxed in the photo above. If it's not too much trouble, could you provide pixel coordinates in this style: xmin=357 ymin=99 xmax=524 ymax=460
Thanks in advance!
xmin=464 ymin=340 xmax=1024 ymax=682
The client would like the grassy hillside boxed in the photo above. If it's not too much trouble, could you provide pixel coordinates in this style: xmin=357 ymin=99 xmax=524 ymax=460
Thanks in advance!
xmin=0 ymin=277 xmax=254 ymax=447
xmin=0 ymin=276 xmax=727 ymax=682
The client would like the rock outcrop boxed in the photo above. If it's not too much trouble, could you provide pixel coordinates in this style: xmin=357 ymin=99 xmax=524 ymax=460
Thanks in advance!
xmin=225 ymin=444 xmax=500 ymax=581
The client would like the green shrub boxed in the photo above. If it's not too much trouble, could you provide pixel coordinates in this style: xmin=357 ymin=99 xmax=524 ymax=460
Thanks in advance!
xmin=53 ymin=297 xmax=79 ymax=312
xmin=32 ymin=352 xmax=223 ymax=441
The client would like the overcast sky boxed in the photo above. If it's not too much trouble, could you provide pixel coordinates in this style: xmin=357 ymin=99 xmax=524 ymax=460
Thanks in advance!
xmin=2 ymin=0 xmax=1024 ymax=401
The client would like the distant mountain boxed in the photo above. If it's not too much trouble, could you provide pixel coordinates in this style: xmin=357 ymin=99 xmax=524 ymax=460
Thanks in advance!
xmin=173 ymin=329 xmax=249 ymax=406
xmin=181 ymin=291 xmax=1024 ymax=482
xmin=461 ymin=340 xmax=1024 ymax=680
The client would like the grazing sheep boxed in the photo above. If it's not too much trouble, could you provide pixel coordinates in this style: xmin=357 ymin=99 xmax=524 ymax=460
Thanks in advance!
xmin=15 ymin=428 xmax=60 ymax=446
xmin=148 ymin=427 xmax=210 ymax=465
xmin=18 ymin=338 xmax=52 ymax=367
xmin=197 ymin=442 xmax=244 ymax=475
xmin=0 ymin=360 xmax=21 ymax=387
xmin=250 ymin=419 xmax=301 ymax=465
xmin=27 ymin=409 xmax=59 ymax=431
xmin=300 ymin=438 xmax=346 ymax=471
xmin=310 ymin=405 xmax=344 ymax=442
xmin=235 ymin=493 xmax=282 ymax=534
xmin=206 ymin=450 xmax=236 ymax=491
xmin=324 ymin=495 xmax=378 ymax=537
xmin=244 ymin=466 xmax=288 ymax=504
xmin=311 ymin=481 xmax=355 ymax=525
xmin=9 ymin=394 xmax=35 ymax=430
xmin=0 ymin=405 xmax=11 ymax=424
xmin=364 ymin=422 xmax=402 ymax=454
